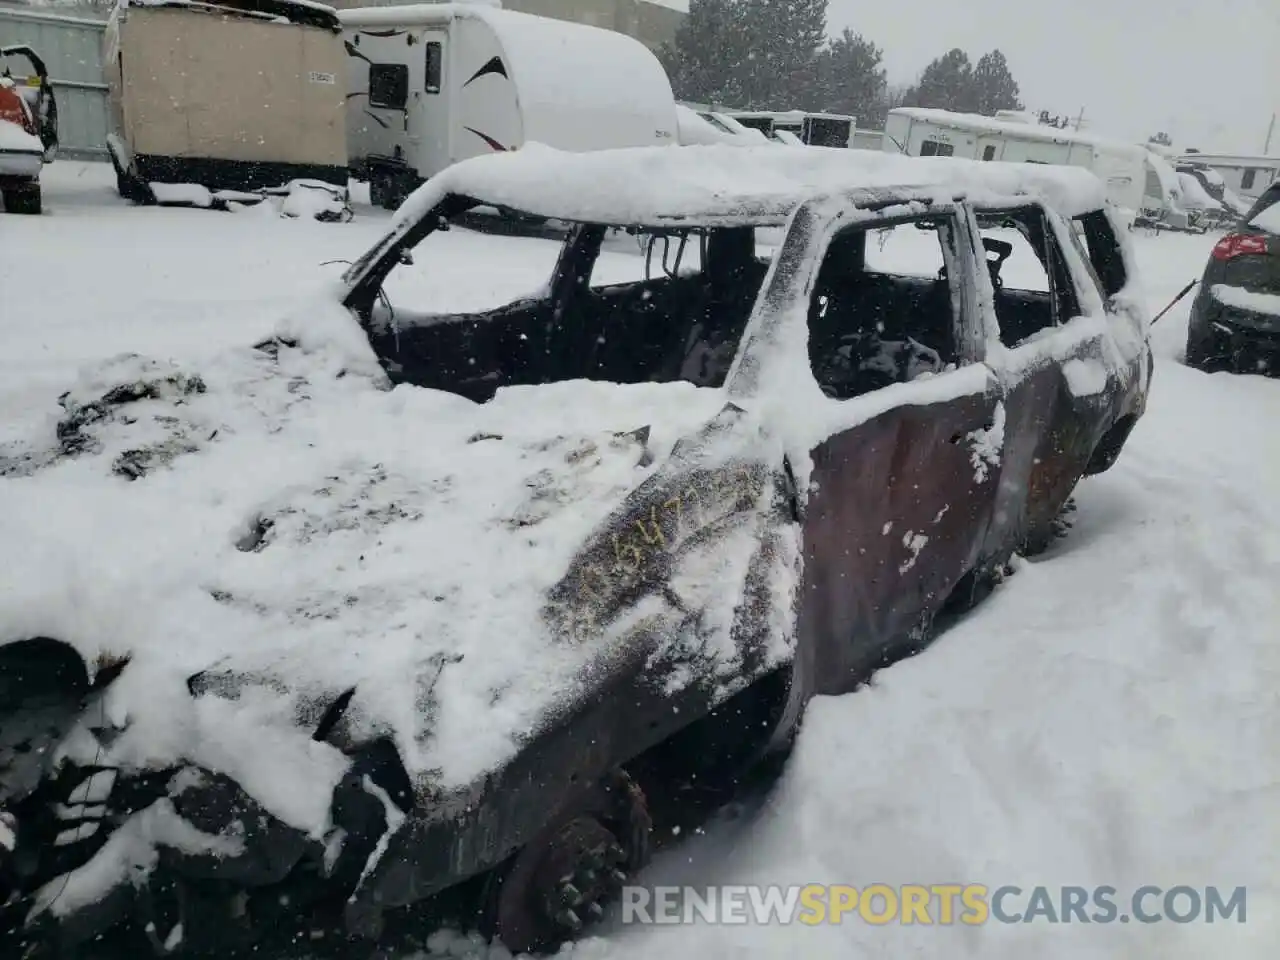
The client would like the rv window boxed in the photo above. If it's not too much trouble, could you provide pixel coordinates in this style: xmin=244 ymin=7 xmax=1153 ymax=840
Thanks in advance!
xmin=369 ymin=63 xmax=409 ymax=110
xmin=1241 ymin=168 xmax=1257 ymax=191
xmin=974 ymin=207 xmax=1081 ymax=347
xmin=808 ymin=217 xmax=963 ymax=401
xmin=425 ymin=42 xmax=442 ymax=94
xmin=919 ymin=140 xmax=954 ymax=157
xmin=982 ymin=145 xmax=997 ymax=161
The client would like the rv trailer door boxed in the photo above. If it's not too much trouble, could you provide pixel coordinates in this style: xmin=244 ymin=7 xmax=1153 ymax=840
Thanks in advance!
xmin=408 ymin=29 xmax=450 ymax=179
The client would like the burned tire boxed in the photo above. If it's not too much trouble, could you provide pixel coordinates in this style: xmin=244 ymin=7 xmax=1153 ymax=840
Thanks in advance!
xmin=2 ymin=181 xmax=42 ymax=215
xmin=481 ymin=770 xmax=651 ymax=955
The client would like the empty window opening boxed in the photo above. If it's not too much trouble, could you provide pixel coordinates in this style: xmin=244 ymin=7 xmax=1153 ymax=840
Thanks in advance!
xmin=807 ymin=217 xmax=963 ymax=401
xmin=919 ymin=140 xmax=955 ymax=157
xmin=1071 ymin=210 xmax=1128 ymax=300
xmin=975 ymin=207 xmax=1082 ymax=347
xmin=982 ymin=145 xmax=997 ymax=161
xmin=368 ymin=220 xmax=773 ymax=402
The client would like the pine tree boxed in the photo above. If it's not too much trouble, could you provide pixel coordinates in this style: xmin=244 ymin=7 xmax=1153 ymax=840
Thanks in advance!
xmin=904 ymin=49 xmax=977 ymax=114
xmin=814 ymin=29 xmax=887 ymax=121
xmin=660 ymin=0 xmax=829 ymax=110
xmin=660 ymin=0 xmax=752 ymax=107
xmin=972 ymin=50 xmax=1022 ymax=115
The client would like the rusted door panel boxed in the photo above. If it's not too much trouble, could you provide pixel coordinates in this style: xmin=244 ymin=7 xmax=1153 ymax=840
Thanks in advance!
xmin=797 ymin=376 xmax=1003 ymax=696
xmin=990 ymin=345 xmax=1123 ymax=553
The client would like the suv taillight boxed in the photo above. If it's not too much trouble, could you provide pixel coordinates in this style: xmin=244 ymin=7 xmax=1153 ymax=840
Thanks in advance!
xmin=1211 ymin=233 xmax=1269 ymax=260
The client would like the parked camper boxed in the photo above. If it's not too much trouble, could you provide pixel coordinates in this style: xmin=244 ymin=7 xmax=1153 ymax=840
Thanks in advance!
xmin=1172 ymin=152 xmax=1280 ymax=202
xmin=339 ymin=3 xmax=678 ymax=209
xmin=882 ymin=107 xmax=1157 ymax=217
xmin=724 ymin=110 xmax=856 ymax=148
xmin=104 ymin=0 xmax=349 ymax=201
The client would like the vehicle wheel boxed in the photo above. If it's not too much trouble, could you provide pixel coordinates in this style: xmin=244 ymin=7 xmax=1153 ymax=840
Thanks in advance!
xmin=2 ymin=181 xmax=42 ymax=215
xmin=482 ymin=770 xmax=651 ymax=955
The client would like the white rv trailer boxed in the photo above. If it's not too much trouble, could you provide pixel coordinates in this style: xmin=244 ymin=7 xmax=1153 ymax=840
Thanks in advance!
xmin=1172 ymin=152 xmax=1280 ymax=202
xmin=339 ymin=3 xmax=678 ymax=209
xmin=882 ymin=107 xmax=1159 ymax=216
xmin=725 ymin=110 xmax=857 ymax=148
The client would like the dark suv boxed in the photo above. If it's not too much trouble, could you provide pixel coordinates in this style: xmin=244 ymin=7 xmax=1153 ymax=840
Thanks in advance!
xmin=1185 ymin=181 xmax=1280 ymax=374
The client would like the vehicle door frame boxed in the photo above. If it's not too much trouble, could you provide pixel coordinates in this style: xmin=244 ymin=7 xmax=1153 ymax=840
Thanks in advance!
xmin=724 ymin=190 xmax=1008 ymax=695
xmin=960 ymin=196 xmax=1131 ymax=557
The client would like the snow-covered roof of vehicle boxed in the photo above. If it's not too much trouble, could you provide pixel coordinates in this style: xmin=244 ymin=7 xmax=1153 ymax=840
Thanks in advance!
xmin=675 ymin=105 xmax=752 ymax=147
xmin=1177 ymin=172 xmax=1221 ymax=211
xmin=387 ymin=141 xmax=1110 ymax=229
xmin=339 ymin=143 xmax=1112 ymax=293
xmin=889 ymin=107 xmax=1151 ymax=157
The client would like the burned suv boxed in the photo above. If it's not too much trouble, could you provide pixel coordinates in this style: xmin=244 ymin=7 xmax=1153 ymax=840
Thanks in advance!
xmin=0 ymin=144 xmax=1151 ymax=957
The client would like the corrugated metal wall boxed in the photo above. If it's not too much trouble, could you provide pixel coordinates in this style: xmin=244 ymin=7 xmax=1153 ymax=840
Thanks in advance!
xmin=0 ymin=5 xmax=108 ymax=159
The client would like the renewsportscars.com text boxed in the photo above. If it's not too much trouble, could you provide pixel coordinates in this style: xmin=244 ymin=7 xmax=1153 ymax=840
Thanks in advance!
xmin=620 ymin=884 xmax=1248 ymax=926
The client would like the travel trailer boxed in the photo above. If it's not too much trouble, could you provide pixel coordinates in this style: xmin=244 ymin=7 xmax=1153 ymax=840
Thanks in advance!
xmin=1172 ymin=152 xmax=1280 ymax=202
xmin=723 ymin=110 xmax=857 ymax=148
xmin=104 ymin=0 xmax=349 ymax=201
xmin=339 ymin=3 xmax=678 ymax=209
xmin=882 ymin=107 xmax=1164 ymax=217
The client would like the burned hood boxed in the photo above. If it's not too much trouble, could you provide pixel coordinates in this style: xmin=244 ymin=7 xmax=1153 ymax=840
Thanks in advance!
xmin=0 ymin=327 xmax=739 ymax=827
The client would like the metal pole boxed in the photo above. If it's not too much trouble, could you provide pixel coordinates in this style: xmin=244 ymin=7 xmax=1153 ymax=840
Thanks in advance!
xmin=1074 ymin=106 xmax=1085 ymax=131
xmin=1151 ymin=279 xmax=1198 ymax=326
xmin=1265 ymin=113 xmax=1276 ymax=155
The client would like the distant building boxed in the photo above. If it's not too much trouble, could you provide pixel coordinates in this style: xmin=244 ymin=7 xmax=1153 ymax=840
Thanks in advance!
xmin=326 ymin=0 xmax=687 ymax=54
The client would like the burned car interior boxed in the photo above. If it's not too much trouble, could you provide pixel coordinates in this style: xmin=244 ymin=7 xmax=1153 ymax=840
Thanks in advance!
xmin=359 ymin=195 xmax=1129 ymax=411
xmin=365 ymin=217 xmax=771 ymax=402
xmin=808 ymin=215 xmax=964 ymax=400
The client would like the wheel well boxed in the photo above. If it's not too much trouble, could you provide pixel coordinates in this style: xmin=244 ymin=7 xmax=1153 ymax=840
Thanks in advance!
xmin=0 ymin=637 xmax=90 ymax=715
xmin=1084 ymin=413 xmax=1138 ymax=476
xmin=622 ymin=666 xmax=794 ymax=834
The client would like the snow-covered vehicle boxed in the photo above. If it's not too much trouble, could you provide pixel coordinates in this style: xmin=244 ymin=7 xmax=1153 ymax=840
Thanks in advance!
xmin=1184 ymin=180 xmax=1280 ymax=374
xmin=0 ymin=144 xmax=1152 ymax=957
xmin=0 ymin=45 xmax=57 ymax=214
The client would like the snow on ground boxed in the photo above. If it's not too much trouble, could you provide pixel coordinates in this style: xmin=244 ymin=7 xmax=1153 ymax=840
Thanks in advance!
xmin=2 ymin=162 xmax=1277 ymax=958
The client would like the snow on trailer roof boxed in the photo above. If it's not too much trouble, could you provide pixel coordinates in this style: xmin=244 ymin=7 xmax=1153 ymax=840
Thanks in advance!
xmin=1174 ymin=152 xmax=1280 ymax=169
xmin=118 ymin=0 xmax=341 ymax=30
xmin=889 ymin=107 xmax=1150 ymax=156
xmin=388 ymin=141 xmax=1110 ymax=229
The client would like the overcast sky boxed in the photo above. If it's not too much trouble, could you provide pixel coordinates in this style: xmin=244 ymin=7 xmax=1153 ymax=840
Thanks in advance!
xmin=827 ymin=0 xmax=1280 ymax=155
